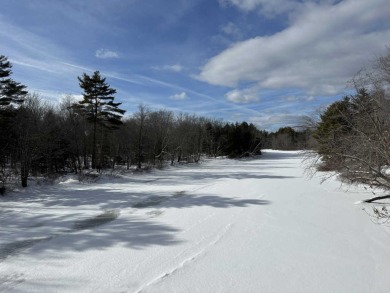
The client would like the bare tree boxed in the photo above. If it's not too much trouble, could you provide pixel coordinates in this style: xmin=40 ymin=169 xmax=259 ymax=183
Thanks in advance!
xmin=15 ymin=94 xmax=47 ymax=187
xmin=134 ymin=104 xmax=150 ymax=169
xmin=312 ymin=48 xmax=390 ymax=222
xmin=59 ymin=95 xmax=85 ymax=173
xmin=148 ymin=109 xmax=174 ymax=167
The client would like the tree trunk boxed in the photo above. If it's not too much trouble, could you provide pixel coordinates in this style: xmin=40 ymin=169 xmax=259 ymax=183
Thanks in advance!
xmin=92 ymin=119 xmax=97 ymax=169
xmin=21 ymin=164 xmax=28 ymax=188
xmin=72 ymin=157 xmax=78 ymax=174
xmin=177 ymin=149 xmax=182 ymax=163
xmin=126 ymin=155 xmax=130 ymax=170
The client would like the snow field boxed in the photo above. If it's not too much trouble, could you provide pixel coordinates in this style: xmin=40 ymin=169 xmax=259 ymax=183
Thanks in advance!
xmin=1 ymin=150 xmax=390 ymax=292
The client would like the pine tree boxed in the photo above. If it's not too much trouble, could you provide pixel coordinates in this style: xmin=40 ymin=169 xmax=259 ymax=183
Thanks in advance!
xmin=76 ymin=71 xmax=126 ymax=169
xmin=0 ymin=55 xmax=27 ymax=107
xmin=313 ymin=96 xmax=352 ymax=169
xmin=0 ymin=55 xmax=27 ymax=189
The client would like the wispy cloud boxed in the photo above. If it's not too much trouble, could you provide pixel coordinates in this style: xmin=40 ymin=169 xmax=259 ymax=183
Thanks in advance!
xmin=0 ymin=17 xmax=73 ymax=75
xmin=151 ymin=64 xmax=184 ymax=72
xmin=221 ymin=22 xmax=242 ymax=38
xmin=131 ymin=74 xmax=265 ymax=117
xmin=283 ymin=95 xmax=315 ymax=102
xmin=218 ymin=0 xmax=323 ymax=17
xmin=95 ymin=49 xmax=119 ymax=59
xmin=249 ymin=113 xmax=304 ymax=131
xmin=170 ymin=92 xmax=188 ymax=100
xmin=12 ymin=59 xmax=58 ymax=74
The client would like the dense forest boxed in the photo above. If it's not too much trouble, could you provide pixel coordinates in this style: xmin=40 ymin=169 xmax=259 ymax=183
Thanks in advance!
xmin=2 ymin=48 xmax=389 ymax=193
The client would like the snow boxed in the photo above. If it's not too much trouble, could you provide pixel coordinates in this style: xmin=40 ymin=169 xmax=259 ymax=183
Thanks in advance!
xmin=1 ymin=150 xmax=390 ymax=292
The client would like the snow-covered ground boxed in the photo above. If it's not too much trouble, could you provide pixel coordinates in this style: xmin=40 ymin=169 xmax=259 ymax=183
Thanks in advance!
xmin=1 ymin=150 xmax=389 ymax=292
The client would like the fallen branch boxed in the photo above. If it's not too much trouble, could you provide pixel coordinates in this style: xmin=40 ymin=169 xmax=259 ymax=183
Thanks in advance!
xmin=362 ymin=194 xmax=390 ymax=203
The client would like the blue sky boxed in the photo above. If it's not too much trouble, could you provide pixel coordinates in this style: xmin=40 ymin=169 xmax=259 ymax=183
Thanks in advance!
xmin=1 ymin=0 xmax=389 ymax=130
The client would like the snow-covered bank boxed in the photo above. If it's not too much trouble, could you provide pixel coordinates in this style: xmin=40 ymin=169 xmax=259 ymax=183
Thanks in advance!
xmin=1 ymin=150 xmax=389 ymax=292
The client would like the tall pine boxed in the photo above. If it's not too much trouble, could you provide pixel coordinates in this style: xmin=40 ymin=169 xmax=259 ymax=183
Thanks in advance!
xmin=77 ymin=71 xmax=125 ymax=169
xmin=0 ymin=55 xmax=27 ymax=107
xmin=0 ymin=55 xmax=27 ymax=189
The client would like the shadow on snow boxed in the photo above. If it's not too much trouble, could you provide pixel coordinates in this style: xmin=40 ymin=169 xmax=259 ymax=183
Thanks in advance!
xmin=0 ymin=191 xmax=270 ymax=262
xmin=0 ymin=153 xmax=298 ymax=263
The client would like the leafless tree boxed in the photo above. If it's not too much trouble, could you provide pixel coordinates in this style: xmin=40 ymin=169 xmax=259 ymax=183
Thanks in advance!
xmin=134 ymin=104 xmax=151 ymax=169
xmin=148 ymin=109 xmax=174 ymax=167
xmin=15 ymin=94 xmax=48 ymax=187
xmin=311 ymin=48 xmax=390 ymax=222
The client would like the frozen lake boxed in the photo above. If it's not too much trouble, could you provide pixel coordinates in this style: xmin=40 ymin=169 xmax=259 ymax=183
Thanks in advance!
xmin=1 ymin=150 xmax=389 ymax=292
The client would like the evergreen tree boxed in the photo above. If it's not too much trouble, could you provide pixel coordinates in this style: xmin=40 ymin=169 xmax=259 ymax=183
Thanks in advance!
xmin=0 ymin=55 xmax=27 ymax=189
xmin=76 ymin=71 xmax=125 ymax=169
xmin=0 ymin=55 xmax=27 ymax=107
xmin=313 ymin=96 xmax=352 ymax=169
xmin=223 ymin=122 xmax=262 ymax=158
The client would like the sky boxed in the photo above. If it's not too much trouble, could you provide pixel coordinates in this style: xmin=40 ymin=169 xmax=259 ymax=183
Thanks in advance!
xmin=1 ymin=0 xmax=389 ymax=130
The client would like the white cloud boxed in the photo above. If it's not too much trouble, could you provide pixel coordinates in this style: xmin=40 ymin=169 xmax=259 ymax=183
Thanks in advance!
xmin=225 ymin=87 xmax=260 ymax=103
xmin=249 ymin=113 xmax=303 ymax=131
xmin=170 ymin=92 xmax=188 ymax=100
xmin=95 ymin=48 xmax=119 ymax=59
xmin=221 ymin=22 xmax=242 ymax=38
xmin=200 ymin=0 xmax=390 ymax=96
xmin=218 ymin=0 xmax=300 ymax=16
xmin=152 ymin=64 xmax=184 ymax=72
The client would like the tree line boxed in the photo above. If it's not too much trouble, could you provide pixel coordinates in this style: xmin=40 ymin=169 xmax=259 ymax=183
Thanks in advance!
xmin=0 ymin=52 xmax=329 ymax=193
xmin=261 ymin=127 xmax=313 ymax=150
xmin=0 ymin=56 xmax=271 ymax=191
